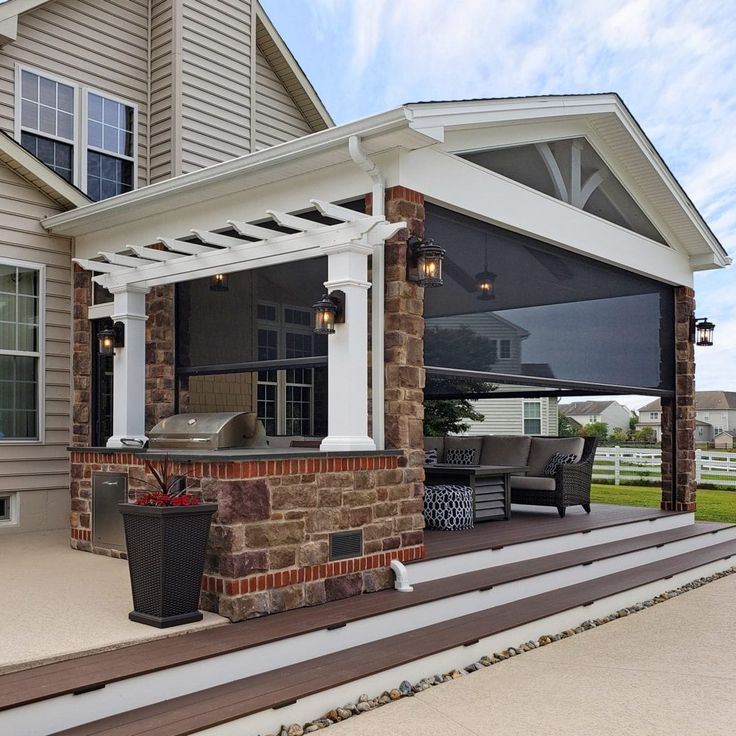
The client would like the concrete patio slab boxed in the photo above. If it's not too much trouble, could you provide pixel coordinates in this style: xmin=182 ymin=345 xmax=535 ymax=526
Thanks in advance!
xmin=329 ymin=572 xmax=736 ymax=736
xmin=0 ymin=530 xmax=228 ymax=674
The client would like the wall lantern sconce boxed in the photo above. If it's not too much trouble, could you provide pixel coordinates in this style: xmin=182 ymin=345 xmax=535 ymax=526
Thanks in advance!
xmin=407 ymin=235 xmax=445 ymax=287
xmin=210 ymin=273 xmax=229 ymax=292
xmin=312 ymin=290 xmax=345 ymax=335
xmin=475 ymin=243 xmax=497 ymax=300
xmin=97 ymin=322 xmax=125 ymax=357
xmin=691 ymin=316 xmax=715 ymax=346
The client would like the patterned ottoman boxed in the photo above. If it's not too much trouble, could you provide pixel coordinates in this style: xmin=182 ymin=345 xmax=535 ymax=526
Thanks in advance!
xmin=423 ymin=484 xmax=474 ymax=531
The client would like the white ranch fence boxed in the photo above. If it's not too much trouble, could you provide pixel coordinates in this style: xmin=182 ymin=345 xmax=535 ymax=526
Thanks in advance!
xmin=594 ymin=447 xmax=736 ymax=489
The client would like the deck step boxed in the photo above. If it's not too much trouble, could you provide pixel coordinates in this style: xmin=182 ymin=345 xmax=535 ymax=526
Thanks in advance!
xmin=49 ymin=538 xmax=736 ymax=736
xmin=2 ymin=521 xmax=730 ymax=719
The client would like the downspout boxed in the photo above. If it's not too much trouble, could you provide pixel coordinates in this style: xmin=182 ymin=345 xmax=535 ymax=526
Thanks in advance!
xmin=348 ymin=135 xmax=385 ymax=450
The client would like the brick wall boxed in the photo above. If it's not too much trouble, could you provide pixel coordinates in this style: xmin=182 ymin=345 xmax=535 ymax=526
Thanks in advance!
xmin=145 ymin=285 xmax=176 ymax=431
xmin=69 ymin=451 xmax=425 ymax=620
xmin=661 ymin=286 xmax=696 ymax=512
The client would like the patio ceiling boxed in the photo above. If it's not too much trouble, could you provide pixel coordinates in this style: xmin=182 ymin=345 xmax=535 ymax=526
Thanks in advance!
xmin=73 ymin=200 xmax=400 ymax=291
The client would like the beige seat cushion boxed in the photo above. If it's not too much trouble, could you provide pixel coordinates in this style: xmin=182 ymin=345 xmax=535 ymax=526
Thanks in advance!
xmin=480 ymin=435 xmax=532 ymax=469
xmin=443 ymin=436 xmax=483 ymax=464
xmin=510 ymin=475 xmax=557 ymax=492
xmin=527 ymin=437 xmax=585 ymax=477
xmin=424 ymin=437 xmax=445 ymax=455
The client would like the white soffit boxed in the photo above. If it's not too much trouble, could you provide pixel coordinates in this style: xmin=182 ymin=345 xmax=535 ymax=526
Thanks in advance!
xmin=405 ymin=96 xmax=730 ymax=270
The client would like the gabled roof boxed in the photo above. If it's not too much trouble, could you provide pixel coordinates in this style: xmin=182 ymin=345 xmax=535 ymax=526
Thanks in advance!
xmin=0 ymin=0 xmax=333 ymax=131
xmin=0 ymin=131 xmax=89 ymax=208
xmin=255 ymin=3 xmax=333 ymax=132
xmin=715 ymin=430 xmax=736 ymax=438
xmin=41 ymin=94 xmax=730 ymax=275
xmin=560 ymin=400 xmax=626 ymax=417
xmin=640 ymin=392 xmax=736 ymax=414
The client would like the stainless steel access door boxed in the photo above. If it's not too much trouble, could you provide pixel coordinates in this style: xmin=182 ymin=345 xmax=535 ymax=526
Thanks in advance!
xmin=92 ymin=472 xmax=128 ymax=551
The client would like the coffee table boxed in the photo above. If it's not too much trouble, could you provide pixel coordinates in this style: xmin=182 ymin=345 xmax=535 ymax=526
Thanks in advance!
xmin=424 ymin=464 xmax=527 ymax=522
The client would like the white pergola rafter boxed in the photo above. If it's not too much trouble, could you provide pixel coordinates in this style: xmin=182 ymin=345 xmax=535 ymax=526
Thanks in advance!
xmin=73 ymin=199 xmax=406 ymax=452
xmin=73 ymin=200 xmax=403 ymax=292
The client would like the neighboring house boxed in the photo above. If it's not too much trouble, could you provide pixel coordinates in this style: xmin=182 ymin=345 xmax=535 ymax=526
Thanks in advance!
xmin=425 ymin=312 xmax=558 ymax=436
xmin=559 ymin=400 xmax=632 ymax=432
xmin=714 ymin=431 xmax=736 ymax=450
xmin=638 ymin=391 xmax=736 ymax=444
xmin=0 ymin=0 xmax=332 ymax=534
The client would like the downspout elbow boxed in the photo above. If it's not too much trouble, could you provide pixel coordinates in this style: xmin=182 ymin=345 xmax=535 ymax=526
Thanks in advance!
xmin=390 ymin=559 xmax=413 ymax=593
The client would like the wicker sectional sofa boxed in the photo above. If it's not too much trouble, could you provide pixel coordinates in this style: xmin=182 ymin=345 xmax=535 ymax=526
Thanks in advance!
xmin=424 ymin=434 xmax=598 ymax=518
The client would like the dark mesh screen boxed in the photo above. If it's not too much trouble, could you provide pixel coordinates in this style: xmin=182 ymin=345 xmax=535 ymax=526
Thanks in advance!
xmin=424 ymin=204 xmax=674 ymax=394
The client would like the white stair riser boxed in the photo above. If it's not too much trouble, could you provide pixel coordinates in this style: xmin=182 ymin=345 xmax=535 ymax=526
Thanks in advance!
xmin=4 ymin=521 xmax=728 ymax=736
xmin=194 ymin=557 xmax=736 ymax=736
xmin=411 ymin=513 xmax=695 ymax=584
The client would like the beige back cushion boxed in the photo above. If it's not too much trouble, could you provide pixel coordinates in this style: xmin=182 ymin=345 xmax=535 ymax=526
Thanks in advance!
xmin=480 ymin=435 xmax=532 ymax=469
xmin=424 ymin=437 xmax=445 ymax=455
xmin=527 ymin=437 xmax=585 ymax=476
xmin=443 ymin=436 xmax=483 ymax=464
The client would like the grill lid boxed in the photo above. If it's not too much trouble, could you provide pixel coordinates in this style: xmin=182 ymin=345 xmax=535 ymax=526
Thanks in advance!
xmin=148 ymin=412 xmax=260 ymax=450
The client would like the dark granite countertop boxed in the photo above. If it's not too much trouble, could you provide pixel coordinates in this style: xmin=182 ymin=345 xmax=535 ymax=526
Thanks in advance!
xmin=68 ymin=446 xmax=404 ymax=462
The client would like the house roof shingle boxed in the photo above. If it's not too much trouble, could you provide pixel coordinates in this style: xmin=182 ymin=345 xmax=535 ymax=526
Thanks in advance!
xmin=559 ymin=400 xmax=621 ymax=417
xmin=639 ymin=392 xmax=736 ymax=414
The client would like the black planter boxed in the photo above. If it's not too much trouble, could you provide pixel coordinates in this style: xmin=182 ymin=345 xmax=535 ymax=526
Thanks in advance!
xmin=119 ymin=503 xmax=217 ymax=628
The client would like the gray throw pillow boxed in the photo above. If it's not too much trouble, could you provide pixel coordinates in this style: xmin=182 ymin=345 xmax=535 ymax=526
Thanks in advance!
xmin=445 ymin=447 xmax=478 ymax=465
xmin=543 ymin=452 xmax=577 ymax=477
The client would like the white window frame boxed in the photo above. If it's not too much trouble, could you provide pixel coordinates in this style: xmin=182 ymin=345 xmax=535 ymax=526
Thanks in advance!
xmin=0 ymin=492 xmax=19 ymax=527
xmin=499 ymin=339 xmax=511 ymax=360
xmin=0 ymin=257 xmax=46 ymax=444
xmin=14 ymin=64 xmax=138 ymax=197
xmin=523 ymin=399 xmax=543 ymax=436
xmin=256 ymin=302 xmax=316 ymax=437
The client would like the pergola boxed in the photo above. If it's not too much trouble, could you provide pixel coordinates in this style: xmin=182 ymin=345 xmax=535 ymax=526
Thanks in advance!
xmin=73 ymin=200 xmax=405 ymax=451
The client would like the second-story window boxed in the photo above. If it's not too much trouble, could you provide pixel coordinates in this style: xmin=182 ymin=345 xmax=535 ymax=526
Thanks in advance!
xmin=19 ymin=69 xmax=75 ymax=183
xmin=86 ymin=93 xmax=135 ymax=201
xmin=16 ymin=66 xmax=137 ymax=201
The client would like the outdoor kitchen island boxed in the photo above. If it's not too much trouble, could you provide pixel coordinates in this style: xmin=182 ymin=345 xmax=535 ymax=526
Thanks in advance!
xmin=69 ymin=446 xmax=425 ymax=621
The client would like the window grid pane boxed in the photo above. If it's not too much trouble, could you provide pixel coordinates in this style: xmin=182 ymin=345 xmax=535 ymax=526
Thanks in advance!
xmin=20 ymin=132 xmax=73 ymax=183
xmin=88 ymin=93 xmax=134 ymax=158
xmin=86 ymin=151 xmax=133 ymax=202
xmin=20 ymin=71 xmax=75 ymax=143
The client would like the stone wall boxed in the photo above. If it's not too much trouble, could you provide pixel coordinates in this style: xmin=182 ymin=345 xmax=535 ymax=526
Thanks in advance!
xmin=72 ymin=265 xmax=93 ymax=446
xmin=145 ymin=285 xmax=176 ymax=431
xmin=661 ymin=286 xmax=697 ymax=512
xmin=69 ymin=451 xmax=425 ymax=620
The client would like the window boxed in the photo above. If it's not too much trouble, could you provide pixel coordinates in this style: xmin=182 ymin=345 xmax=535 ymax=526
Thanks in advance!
xmin=16 ymin=66 xmax=136 ymax=201
xmin=0 ymin=262 xmax=42 ymax=441
xmin=589 ymin=415 xmax=600 ymax=423
xmin=499 ymin=339 xmax=511 ymax=360
xmin=649 ymin=412 xmax=659 ymax=420
xmin=0 ymin=493 xmax=17 ymax=525
xmin=523 ymin=401 xmax=542 ymax=435
xmin=257 ymin=304 xmax=316 ymax=436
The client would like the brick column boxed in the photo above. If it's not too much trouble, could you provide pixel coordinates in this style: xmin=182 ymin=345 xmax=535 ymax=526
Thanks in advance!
xmin=661 ymin=286 xmax=696 ymax=511
xmin=381 ymin=186 xmax=426 ymax=534
xmin=145 ymin=285 xmax=176 ymax=430
xmin=72 ymin=265 xmax=92 ymax=446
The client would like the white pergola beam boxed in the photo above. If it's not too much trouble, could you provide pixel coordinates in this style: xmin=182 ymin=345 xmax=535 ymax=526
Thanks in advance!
xmin=227 ymin=221 xmax=280 ymax=240
xmin=99 ymin=252 xmax=155 ymax=268
xmin=266 ymin=209 xmax=322 ymax=231
xmin=157 ymin=237 xmax=217 ymax=255
xmin=73 ymin=258 xmax=128 ymax=274
xmin=190 ymin=229 xmax=245 ymax=248
xmin=310 ymin=199 xmax=366 ymax=222
xmin=128 ymin=245 xmax=181 ymax=261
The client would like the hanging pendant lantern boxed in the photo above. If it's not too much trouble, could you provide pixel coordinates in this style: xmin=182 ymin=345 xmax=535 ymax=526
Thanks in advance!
xmin=476 ymin=241 xmax=497 ymax=300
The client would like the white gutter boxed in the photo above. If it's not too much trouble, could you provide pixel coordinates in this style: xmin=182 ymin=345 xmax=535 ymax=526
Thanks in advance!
xmin=349 ymin=135 xmax=385 ymax=450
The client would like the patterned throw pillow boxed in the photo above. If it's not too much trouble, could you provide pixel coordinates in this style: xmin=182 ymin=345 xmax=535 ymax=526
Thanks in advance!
xmin=445 ymin=447 xmax=478 ymax=465
xmin=543 ymin=452 xmax=578 ymax=477
xmin=425 ymin=448 xmax=439 ymax=466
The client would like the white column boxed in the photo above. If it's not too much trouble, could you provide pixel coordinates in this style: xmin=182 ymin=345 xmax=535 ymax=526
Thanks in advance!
xmin=107 ymin=285 xmax=149 ymax=448
xmin=319 ymin=240 xmax=375 ymax=452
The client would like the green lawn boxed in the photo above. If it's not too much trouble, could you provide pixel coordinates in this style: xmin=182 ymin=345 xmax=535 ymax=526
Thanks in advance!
xmin=591 ymin=484 xmax=736 ymax=523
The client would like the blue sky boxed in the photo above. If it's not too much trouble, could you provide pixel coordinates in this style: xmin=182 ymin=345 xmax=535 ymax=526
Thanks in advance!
xmin=263 ymin=0 xmax=735 ymax=409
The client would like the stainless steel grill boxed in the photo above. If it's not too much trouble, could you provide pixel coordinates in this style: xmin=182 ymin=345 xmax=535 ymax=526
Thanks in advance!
xmin=148 ymin=412 xmax=264 ymax=450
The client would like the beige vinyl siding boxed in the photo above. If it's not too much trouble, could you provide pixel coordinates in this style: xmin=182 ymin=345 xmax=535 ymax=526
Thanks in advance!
xmin=149 ymin=0 xmax=174 ymax=183
xmin=464 ymin=398 xmax=558 ymax=437
xmin=254 ymin=43 xmax=312 ymax=150
xmin=0 ymin=161 xmax=71 ymax=533
xmin=179 ymin=0 xmax=253 ymax=173
xmin=0 ymin=0 xmax=150 ymax=187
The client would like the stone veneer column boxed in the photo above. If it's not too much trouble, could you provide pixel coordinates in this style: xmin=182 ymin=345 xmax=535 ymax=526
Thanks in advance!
xmin=72 ymin=265 xmax=93 ymax=446
xmin=661 ymin=286 xmax=696 ymax=512
xmin=145 ymin=285 xmax=176 ymax=430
